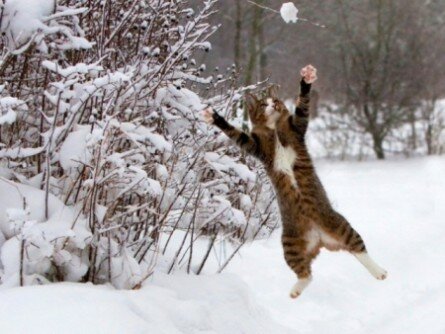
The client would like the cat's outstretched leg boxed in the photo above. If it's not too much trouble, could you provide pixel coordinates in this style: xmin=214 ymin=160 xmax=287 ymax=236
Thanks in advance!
xmin=353 ymin=252 xmax=387 ymax=280
xmin=323 ymin=212 xmax=388 ymax=280
xmin=292 ymin=65 xmax=317 ymax=138
xmin=343 ymin=228 xmax=388 ymax=280
xmin=282 ymin=235 xmax=315 ymax=298
xmin=202 ymin=107 xmax=262 ymax=158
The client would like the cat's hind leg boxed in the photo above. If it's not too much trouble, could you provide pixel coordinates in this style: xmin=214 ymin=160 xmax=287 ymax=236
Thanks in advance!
xmin=353 ymin=252 xmax=387 ymax=280
xmin=323 ymin=212 xmax=388 ymax=280
xmin=282 ymin=236 xmax=316 ymax=298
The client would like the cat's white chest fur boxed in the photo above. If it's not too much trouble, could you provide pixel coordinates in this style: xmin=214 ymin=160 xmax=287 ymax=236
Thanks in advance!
xmin=274 ymin=139 xmax=298 ymax=187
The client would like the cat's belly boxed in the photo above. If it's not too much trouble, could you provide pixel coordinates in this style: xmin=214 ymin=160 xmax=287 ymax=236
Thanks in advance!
xmin=274 ymin=140 xmax=298 ymax=187
xmin=306 ymin=226 xmax=341 ymax=253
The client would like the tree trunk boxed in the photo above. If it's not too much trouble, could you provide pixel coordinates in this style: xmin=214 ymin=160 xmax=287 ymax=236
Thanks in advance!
xmin=232 ymin=1 xmax=243 ymax=119
xmin=234 ymin=1 xmax=242 ymax=69
xmin=258 ymin=13 xmax=267 ymax=81
xmin=424 ymin=100 xmax=437 ymax=155
xmin=244 ymin=3 xmax=262 ymax=86
xmin=426 ymin=123 xmax=433 ymax=155
xmin=372 ymin=134 xmax=385 ymax=160
xmin=243 ymin=2 xmax=263 ymax=129
xmin=409 ymin=109 xmax=417 ymax=151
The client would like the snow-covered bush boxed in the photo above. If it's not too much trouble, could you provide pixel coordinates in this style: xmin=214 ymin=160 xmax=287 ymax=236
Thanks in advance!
xmin=0 ymin=0 xmax=276 ymax=288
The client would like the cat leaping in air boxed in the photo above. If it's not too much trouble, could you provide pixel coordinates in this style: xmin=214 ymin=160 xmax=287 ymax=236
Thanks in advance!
xmin=202 ymin=65 xmax=387 ymax=299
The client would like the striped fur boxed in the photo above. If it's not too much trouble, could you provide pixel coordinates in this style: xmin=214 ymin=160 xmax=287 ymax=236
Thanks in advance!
xmin=210 ymin=75 xmax=387 ymax=298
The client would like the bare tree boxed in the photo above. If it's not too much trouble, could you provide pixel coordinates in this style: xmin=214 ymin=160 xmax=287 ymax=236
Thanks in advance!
xmin=332 ymin=0 xmax=440 ymax=159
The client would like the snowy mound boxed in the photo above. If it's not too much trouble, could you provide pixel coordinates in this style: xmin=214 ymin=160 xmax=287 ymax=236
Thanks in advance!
xmin=0 ymin=179 xmax=91 ymax=287
xmin=0 ymin=274 xmax=293 ymax=334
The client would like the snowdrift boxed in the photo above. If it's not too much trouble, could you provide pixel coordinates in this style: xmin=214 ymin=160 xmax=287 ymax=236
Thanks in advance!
xmin=0 ymin=274 xmax=293 ymax=334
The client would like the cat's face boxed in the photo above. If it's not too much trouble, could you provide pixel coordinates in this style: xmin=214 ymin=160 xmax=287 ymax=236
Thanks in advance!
xmin=245 ymin=93 xmax=288 ymax=129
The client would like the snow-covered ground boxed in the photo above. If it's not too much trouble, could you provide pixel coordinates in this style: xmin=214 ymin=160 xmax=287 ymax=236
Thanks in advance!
xmin=1 ymin=157 xmax=444 ymax=333
xmin=0 ymin=274 xmax=292 ymax=334
xmin=227 ymin=156 xmax=445 ymax=333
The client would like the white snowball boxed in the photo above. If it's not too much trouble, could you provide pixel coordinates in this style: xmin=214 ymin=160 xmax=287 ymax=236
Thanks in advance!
xmin=280 ymin=2 xmax=299 ymax=24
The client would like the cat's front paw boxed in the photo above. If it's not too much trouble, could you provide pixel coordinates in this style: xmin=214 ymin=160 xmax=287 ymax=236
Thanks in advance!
xmin=300 ymin=65 xmax=317 ymax=84
xmin=201 ymin=107 xmax=214 ymax=124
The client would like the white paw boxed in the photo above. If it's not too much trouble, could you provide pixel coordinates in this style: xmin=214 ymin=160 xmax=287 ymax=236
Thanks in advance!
xmin=201 ymin=107 xmax=214 ymax=124
xmin=372 ymin=267 xmax=388 ymax=280
xmin=290 ymin=290 xmax=301 ymax=299
xmin=354 ymin=253 xmax=387 ymax=281
xmin=289 ymin=276 xmax=312 ymax=299
xmin=300 ymin=64 xmax=317 ymax=84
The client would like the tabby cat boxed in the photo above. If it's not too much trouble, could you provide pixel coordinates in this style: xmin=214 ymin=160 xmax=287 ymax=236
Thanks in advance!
xmin=202 ymin=65 xmax=387 ymax=298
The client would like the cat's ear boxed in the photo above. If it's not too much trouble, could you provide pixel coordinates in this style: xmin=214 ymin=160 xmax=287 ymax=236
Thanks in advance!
xmin=244 ymin=93 xmax=258 ymax=112
xmin=266 ymin=85 xmax=279 ymax=98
